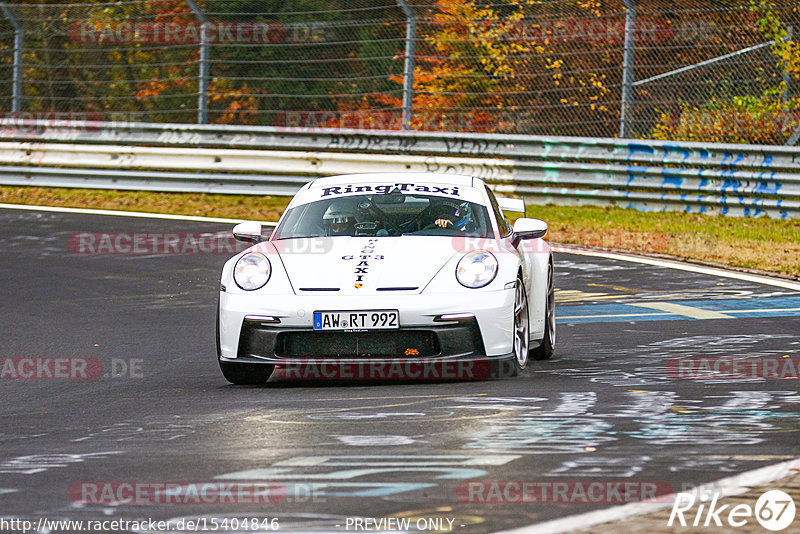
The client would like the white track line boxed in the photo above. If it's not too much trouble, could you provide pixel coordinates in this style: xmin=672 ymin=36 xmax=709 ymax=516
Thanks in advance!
xmin=1 ymin=204 xmax=797 ymax=291
xmin=493 ymin=458 xmax=800 ymax=534
xmin=628 ymin=302 xmax=734 ymax=320
xmin=556 ymin=246 xmax=800 ymax=292
xmin=0 ymin=202 xmax=254 ymax=224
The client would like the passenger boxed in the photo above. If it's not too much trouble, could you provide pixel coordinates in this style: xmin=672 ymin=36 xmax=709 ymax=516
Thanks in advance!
xmin=434 ymin=201 xmax=473 ymax=231
xmin=323 ymin=200 xmax=357 ymax=236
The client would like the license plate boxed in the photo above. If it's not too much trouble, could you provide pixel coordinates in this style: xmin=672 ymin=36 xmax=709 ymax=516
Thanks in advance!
xmin=313 ymin=310 xmax=399 ymax=331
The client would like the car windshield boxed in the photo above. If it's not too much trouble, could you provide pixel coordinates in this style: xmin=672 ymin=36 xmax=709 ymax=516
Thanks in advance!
xmin=273 ymin=193 xmax=494 ymax=239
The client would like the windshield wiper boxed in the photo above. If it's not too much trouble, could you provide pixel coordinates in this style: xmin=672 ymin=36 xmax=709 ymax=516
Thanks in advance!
xmin=273 ymin=234 xmax=326 ymax=240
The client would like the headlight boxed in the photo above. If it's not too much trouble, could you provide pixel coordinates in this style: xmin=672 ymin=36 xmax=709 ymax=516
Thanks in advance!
xmin=234 ymin=253 xmax=271 ymax=290
xmin=456 ymin=251 xmax=498 ymax=289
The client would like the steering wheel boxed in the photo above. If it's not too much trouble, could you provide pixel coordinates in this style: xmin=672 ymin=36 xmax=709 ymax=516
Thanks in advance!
xmin=400 ymin=204 xmax=439 ymax=233
xmin=359 ymin=200 xmax=401 ymax=234
xmin=418 ymin=222 xmax=462 ymax=235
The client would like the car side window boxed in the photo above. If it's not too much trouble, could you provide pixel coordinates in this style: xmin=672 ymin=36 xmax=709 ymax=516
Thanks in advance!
xmin=485 ymin=186 xmax=512 ymax=237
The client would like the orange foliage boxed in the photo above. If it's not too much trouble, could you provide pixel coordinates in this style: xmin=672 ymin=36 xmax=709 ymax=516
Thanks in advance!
xmin=210 ymin=80 xmax=259 ymax=125
xmin=331 ymin=0 xmax=608 ymax=133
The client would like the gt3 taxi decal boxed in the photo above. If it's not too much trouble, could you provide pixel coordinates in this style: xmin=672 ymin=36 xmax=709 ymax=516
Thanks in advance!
xmin=342 ymin=238 xmax=384 ymax=288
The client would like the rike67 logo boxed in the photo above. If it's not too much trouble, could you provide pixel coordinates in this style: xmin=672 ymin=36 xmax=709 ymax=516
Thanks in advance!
xmin=669 ymin=489 xmax=796 ymax=531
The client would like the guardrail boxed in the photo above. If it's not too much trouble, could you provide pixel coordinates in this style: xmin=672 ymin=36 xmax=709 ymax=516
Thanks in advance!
xmin=1 ymin=121 xmax=799 ymax=218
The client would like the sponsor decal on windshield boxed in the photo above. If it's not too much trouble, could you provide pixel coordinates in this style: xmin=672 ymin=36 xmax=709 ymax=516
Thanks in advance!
xmin=320 ymin=183 xmax=460 ymax=198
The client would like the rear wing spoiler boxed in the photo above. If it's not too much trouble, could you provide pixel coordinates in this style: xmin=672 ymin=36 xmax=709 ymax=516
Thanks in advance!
xmin=496 ymin=197 xmax=525 ymax=213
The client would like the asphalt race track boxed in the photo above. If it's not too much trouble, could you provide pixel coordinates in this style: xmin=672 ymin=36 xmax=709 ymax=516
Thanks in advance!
xmin=1 ymin=206 xmax=799 ymax=534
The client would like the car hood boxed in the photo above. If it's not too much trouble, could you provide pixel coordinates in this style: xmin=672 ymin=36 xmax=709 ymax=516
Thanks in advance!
xmin=274 ymin=236 xmax=459 ymax=295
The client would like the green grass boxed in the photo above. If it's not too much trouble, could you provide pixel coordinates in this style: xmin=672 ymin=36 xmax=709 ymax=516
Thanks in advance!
xmin=2 ymin=186 xmax=798 ymax=278
xmin=527 ymin=204 xmax=800 ymax=277
xmin=0 ymin=186 xmax=290 ymax=222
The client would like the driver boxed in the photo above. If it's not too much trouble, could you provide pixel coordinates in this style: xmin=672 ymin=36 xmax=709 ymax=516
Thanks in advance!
xmin=434 ymin=201 xmax=473 ymax=231
xmin=322 ymin=200 xmax=357 ymax=236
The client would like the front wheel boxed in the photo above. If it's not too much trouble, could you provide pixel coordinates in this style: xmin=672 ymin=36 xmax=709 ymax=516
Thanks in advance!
xmin=219 ymin=361 xmax=274 ymax=385
xmin=531 ymin=261 xmax=555 ymax=361
xmin=508 ymin=275 xmax=530 ymax=377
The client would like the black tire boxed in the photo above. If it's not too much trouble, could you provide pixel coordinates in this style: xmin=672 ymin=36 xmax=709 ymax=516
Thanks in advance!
xmin=531 ymin=261 xmax=555 ymax=361
xmin=219 ymin=360 xmax=274 ymax=385
xmin=215 ymin=294 xmax=222 ymax=359
xmin=508 ymin=275 xmax=531 ymax=377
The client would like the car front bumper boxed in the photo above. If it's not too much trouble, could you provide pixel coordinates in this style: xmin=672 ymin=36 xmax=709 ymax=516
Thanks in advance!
xmin=218 ymin=288 xmax=516 ymax=360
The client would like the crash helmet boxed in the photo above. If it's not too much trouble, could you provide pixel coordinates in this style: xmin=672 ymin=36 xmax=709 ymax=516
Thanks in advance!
xmin=433 ymin=200 xmax=472 ymax=230
xmin=322 ymin=200 xmax=357 ymax=235
xmin=452 ymin=201 xmax=472 ymax=230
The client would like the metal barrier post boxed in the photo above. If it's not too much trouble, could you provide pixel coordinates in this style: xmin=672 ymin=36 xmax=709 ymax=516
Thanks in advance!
xmin=185 ymin=0 xmax=209 ymax=124
xmin=0 ymin=2 xmax=23 ymax=114
xmin=396 ymin=0 xmax=416 ymax=130
xmin=782 ymin=26 xmax=793 ymax=109
xmin=620 ymin=0 xmax=636 ymax=138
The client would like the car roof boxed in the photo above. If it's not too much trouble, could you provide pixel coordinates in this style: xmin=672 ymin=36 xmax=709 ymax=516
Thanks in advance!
xmin=307 ymin=173 xmax=479 ymax=189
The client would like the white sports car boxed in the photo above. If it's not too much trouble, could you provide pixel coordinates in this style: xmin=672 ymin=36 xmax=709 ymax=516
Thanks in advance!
xmin=216 ymin=173 xmax=555 ymax=384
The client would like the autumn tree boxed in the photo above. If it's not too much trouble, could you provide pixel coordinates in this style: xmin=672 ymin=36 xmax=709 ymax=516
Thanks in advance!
xmin=344 ymin=0 xmax=613 ymax=133
xmin=647 ymin=0 xmax=800 ymax=143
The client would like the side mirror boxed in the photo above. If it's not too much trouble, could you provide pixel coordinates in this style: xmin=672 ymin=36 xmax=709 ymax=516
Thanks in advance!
xmin=512 ymin=218 xmax=547 ymax=246
xmin=232 ymin=222 xmax=263 ymax=244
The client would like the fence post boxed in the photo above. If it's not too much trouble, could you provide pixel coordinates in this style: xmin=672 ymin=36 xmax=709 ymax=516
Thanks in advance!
xmin=185 ymin=0 xmax=209 ymax=124
xmin=0 ymin=2 xmax=23 ymax=114
xmin=782 ymin=26 xmax=793 ymax=109
xmin=620 ymin=0 xmax=637 ymax=138
xmin=396 ymin=0 xmax=416 ymax=130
